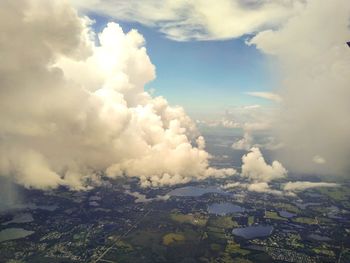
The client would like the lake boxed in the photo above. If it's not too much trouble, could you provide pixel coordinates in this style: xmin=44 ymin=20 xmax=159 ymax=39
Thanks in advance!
xmin=2 ymin=213 xmax=34 ymax=225
xmin=294 ymin=202 xmax=321 ymax=209
xmin=208 ymin=203 xmax=244 ymax=215
xmin=232 ymin=225 xmax=273 ymax=239
xmin=168 ymin=186 xmax=227 ymax=197
xmin=278 ymin=211 xmax=296 ymax=218
xmin=308 ymin=234 xmax=331 ymax=241
xmin=0 ymin=228 xmax=34 ymax=243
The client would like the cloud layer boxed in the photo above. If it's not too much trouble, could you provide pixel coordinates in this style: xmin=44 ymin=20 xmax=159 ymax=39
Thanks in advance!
xmin=72 ymin=0 xmax=304 ymax=41
xmin=0 ymin=0 xmax=235 ymax=190
xmin=250 ymin=0 xmax=350 ymax=176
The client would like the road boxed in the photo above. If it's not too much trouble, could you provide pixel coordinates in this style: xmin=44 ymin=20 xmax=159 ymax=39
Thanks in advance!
xmin=93 ymin=209 xmax=152 ymax=263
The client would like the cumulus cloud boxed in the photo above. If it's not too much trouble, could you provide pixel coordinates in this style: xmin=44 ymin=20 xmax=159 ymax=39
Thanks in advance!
xmin=222 ymin=104 xmax=282 ymax=151
xmin=232 ymin=132 xmax=253 ymax=150
xmin=246 ymin=92 xmax=282 ymax=103
xmin=72 ymin=0 xmax=304 ymax=41
xmin=0 ymin=0 xmax=235 ymax=190
xmin=230 ymin=147 xmax=337 ymax=196
xmin=196 ymin=118 xmax=240 ymax=129
xmin=124 ymin=190 xmax=170 ymax=203
xmin=198 ymin=105 xmax=276 ymax=133
xmin=221 ymin=182 xmax=241 ymax=190
xmin=249 ymin=0 xmax=350 ymax=176
xmin=283 ymin=181 xmax=339 ymax=192
xmin=241 ymin=147 xmax=287 ymax=182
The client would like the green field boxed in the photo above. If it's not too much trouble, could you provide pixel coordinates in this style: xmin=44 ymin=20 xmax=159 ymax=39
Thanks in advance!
xmin=264 ymin=211 xmax=287 ymax=221
xmin=293 ymin=217 xmax=317 ymax=225
xmin=273 ymin=203 xmax=300 ymax=213
xmin=248 ymin=216 xmax=254 ymax=226
xmin=163 ymin=233 xmax=185 ymax=245
xmin=209 ymin=216 xmax=239 ymax=229
xmin=317 ymin=186 xmax=349 ymax=201
xmin=170 ymin=212 xmax=208 ymax=226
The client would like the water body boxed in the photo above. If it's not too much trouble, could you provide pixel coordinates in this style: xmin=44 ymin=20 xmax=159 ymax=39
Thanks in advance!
xmin=232 ymin=225 xmax=273 ymax=239
xmin=35 ymin=204 xmax=58 ymax=211
xmin=169 ymin=186 xmax=227 ymax=197
xmin=308 ymin=234 xmax=331 ymax=241
xmin=279 ymin=211 xmax=296 ymax=218
xmin=2 ymin=213 xmax=33 ymax=225
xmin=294 ymin=202 xmax=321 ymax=209
xmin=89 ymin=196 xmax=101 ymax=201
xmin=89 ymin=201 xmax=99 ymax=207
xmin=208 ymin=203 xmax=244 ymax=215
xmin=0 ymin=228 xmax=34 ymax=242
xmin=0 ymin=203 xmax=57 ymax=212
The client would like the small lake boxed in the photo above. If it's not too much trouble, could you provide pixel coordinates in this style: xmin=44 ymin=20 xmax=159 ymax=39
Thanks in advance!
xmin=0 ymin=203 xmax=58 ymax=212
xmin=2 ymin=213 xmax=34 ymax=225
xmin=232 ymin=225 xmax=273 ymax=239
xmin=279 ymin=211 xmax=296 ymax=218
xmin=208 ymin=203 xmax=244 ymax=215
xmin=168 ymin=186 xmax=227 ymax=197
xmin=294 ymin=202 xmax=320 ymax=209
xmin=35 ymin=204 xmax=58 ymax=211
xmin=0 ymin=228 xmax=34 ymax=243
xmin=308 ymin=234 xmax=331 ymax=241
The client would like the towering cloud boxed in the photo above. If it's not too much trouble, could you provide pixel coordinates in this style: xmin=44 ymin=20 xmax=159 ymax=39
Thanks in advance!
xmin=0 ymin=0 xmax=235 ymax=190
xmin=250 ymin=0 xmax=350 ymax=176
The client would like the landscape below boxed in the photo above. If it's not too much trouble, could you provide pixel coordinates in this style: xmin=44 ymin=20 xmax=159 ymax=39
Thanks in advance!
xmin=0 ymin=175 xmax=350 ymax=263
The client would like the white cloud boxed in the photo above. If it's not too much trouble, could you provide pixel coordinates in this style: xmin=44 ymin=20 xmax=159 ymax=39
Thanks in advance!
xmin=283 ymin=181 xmax=339 ymax=192
xmin=232 ymin=132 xmax=253 ymax=150
xmin=125 ymin=190 xmax=170 ymax=203
xmin=243 ymin=105 xmax=261 ymax=110
xmin=222 ymin=181 xmax=289 ymax=196
xmin=221 ymin=182 xmax=241 ymax=189
xmin=246 ymin=92 xmax=282 ymax=103
xmin=232 ymin=133 xmax=283 ymax=151
xmin=238 ymin=147 xmax=290 ymax=195
xmin=196 ymin=136 xmax=206 ymax=150
xmin=247 ymin=182 xmax=285 ymax=196
xmin=72 ymin=0 xmax=304 ymax=41
xmin=196 ymin=118 xmax=241 ymax=129
xmin=241 ymin=147 xmax=287 ymax=182
xmin=0 ymin=0 xmax=235 ymax=190
xmin=249 ymin=0 xmax=350 ymax=176
xmin=198 ymin=104 xmax=275 ymax=132
xmin=312 ymin=155 xmax=326 ymax=164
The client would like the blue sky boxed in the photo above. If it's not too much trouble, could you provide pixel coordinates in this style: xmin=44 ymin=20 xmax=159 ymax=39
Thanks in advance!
xmin=90 ymin=13 xmax=277 ymax=119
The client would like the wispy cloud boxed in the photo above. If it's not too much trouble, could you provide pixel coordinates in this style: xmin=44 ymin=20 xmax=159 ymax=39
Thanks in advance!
xmin=72 ymin=0 xmax=305 ymax=41
xmin=246 ymin=92 xmax=282 ymax=103
xmin=283 ymin=181 xmax=339 ymax=192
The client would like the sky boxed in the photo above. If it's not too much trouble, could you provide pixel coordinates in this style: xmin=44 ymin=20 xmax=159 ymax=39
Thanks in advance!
xmin=0 ymin=0 xmax=349 ymax=195
xmin=87 ymin=13 xmax=276 ymax=119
